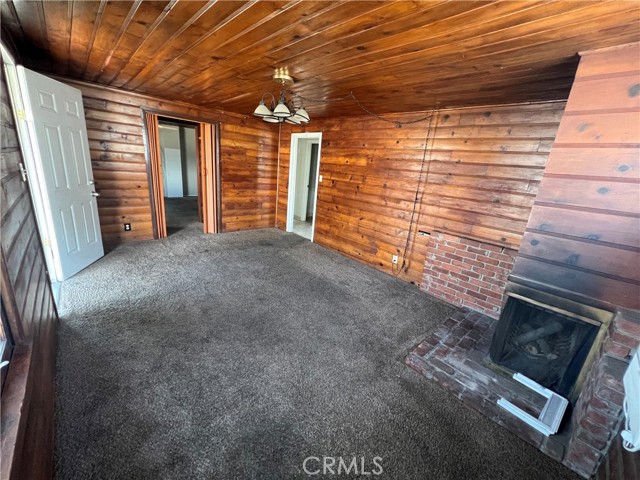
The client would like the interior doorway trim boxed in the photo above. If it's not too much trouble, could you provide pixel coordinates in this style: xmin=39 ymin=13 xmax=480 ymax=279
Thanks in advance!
xmin=286 ymin=132 xmax=322 ymax=241
xmin=142 ymin=110 xmax=221 ymax=238
xmin=144 ymin=112 xmax=167 ymax=238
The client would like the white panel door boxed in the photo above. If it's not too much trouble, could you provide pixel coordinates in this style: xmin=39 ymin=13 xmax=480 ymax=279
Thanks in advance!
xmin=17 ymin=66 xmax=103 ymax=280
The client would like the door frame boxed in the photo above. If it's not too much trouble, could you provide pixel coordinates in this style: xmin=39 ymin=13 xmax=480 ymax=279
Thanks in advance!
xmin=141 ymin=109 xmax=221 ymax=237
xmin=286 ymin=132 xmax=322 ymax=241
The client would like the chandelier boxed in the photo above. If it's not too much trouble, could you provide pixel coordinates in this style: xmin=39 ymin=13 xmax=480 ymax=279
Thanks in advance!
xmin=253 ymin=67 xmax=310 ymax=125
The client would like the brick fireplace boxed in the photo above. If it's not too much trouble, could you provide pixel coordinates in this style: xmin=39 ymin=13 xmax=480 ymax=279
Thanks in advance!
xmin=408 ymin=43 xmax=640 ymax=478
xmin=406 ymin=306 xmax=638 ymax=478
xmin=420 ymin=232 xmax=516 ymax=319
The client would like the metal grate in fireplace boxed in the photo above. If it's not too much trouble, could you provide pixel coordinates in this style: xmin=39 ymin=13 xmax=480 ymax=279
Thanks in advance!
xmin=489 ymin=288 xmax=613 ymax=403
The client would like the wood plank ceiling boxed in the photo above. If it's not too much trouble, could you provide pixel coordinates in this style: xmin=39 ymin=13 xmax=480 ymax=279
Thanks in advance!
xmin=2 ymin=1 xmax=639 ymax=117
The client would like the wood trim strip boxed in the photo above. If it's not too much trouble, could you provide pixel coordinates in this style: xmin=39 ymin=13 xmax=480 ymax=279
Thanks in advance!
xmin=517 ymin=253 xmax=640 ymax=285
xmin=215 ymin=122 xmax=222 ymax=233
xmin=525 ymin=227 xmax=640 ymax=253
xmin=533 ymin=201 xmax=640 ymax=218
xmin=35 ymin=1 xmax=48 ymax=48
xmin=92 ymin=0 xmax=143 ymax=82
xmin=64 ymin=1 xmax=73 ymax=75
xmin=19 ymin=249 xmax=40 ymax=319
xmin=5 ymin=201 xmax=32 ymax=258
xmin=0 ymin=248 xmax=25 ymax=343
xmin=551 ymin=143 xmax=640 ymax=149
xmin=78 ymin=0 xmax=107 ymax=78
xmin=578 ymin=41 xmax=640 ymax=56
xmin=121 ymin=1 xmax=219 ymax=89
xmin=571 ymin=70 xmax=640 ymax=82
xmin=102 ymin=0 xmax=180 ymax=84
xmin=562 ymin=108 xmax=640 ymax=116
xmin=154 ymin=0 xmax=307 ymax=90
xmin=23 ymin=268 xmax=44 ymax=335
xmin=543 ymin=173 xmax=640 ymax=184
xmin=199 ymin=122 xmax=217 ymax=234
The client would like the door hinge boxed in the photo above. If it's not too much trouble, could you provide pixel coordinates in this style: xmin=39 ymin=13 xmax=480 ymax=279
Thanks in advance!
xmin=17 ymin=109 xmax=26 ymax=120
xmin=18 ymin=162 xmax=28 ymax=182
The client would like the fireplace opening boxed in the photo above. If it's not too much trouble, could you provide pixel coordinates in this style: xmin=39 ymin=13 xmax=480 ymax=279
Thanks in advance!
xmin=489 ymin=294 xmax=601 ymax=399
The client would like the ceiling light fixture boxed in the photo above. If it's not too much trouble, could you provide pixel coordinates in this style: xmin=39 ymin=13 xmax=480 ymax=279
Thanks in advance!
xmin=253 ymin=67 xmax=310 ymax=125
xmin=253 ymin=67 xmax=438 ymax=128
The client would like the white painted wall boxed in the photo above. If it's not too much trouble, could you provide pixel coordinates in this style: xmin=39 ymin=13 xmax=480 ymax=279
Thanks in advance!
xmin=158 ymin=123 xmax=198 ymax=197
xmin=307 ymin=143 xmax=319 ymax=218
xmin=294 ymin=139 xmax=311 ymax=221
xmin=159 ymin=126 xmax=182 ymax=197
xmin=183 ymin=126 xmax=198 ymax=196
xmin=161 ymin=148 xmax=183 ymax=197
xmin=159 ymin=124 xmax=180 ymax=148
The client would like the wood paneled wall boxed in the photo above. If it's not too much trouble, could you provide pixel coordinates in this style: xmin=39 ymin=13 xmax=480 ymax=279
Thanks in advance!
xmin=511 ymin=43 xmax=640 ymax=310
xmin=277 ymin=101 xmax=565 ymax=284
xmin=58 ymin=78 xmax=277 ymax=245
xmin=0 ymin=61 xmax=57 ymax=480
xmin=220 ymin=121 xmax=278 ymax=231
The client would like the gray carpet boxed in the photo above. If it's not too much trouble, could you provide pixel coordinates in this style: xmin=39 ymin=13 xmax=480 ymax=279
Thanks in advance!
xmin=164 ymin=196 xmax=200 ymax=235
xmin=55 ymin=225 xmax=579 ymax=480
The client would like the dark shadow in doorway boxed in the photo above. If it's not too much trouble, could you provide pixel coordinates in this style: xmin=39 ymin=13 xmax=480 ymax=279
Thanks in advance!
xmin=164 ymin=197 xmax=200 ymax=235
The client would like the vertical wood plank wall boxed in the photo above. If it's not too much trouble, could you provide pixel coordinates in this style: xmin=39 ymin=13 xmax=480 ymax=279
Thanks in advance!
xmin=0 ymin=62 xmax=58 ymax=480
xmin=277 ymin=101 xmax=565 ymax=284
xmin=59 ymin=79 xmax=277 ymax=245
xmin=511 ymin=43 xmax=640 ymax=310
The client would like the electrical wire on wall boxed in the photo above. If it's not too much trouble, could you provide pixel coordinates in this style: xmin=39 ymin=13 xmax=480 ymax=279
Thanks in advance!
xmin=274 ymin=122 xmax=282 ymax=228
xmin=272 ymin=89 xmax=440 ymax=254
xmin=392 ymin=109 xmax=439 ymax=276
xmin=274 ymin=92 xmax=437 ymax=230
xmin=292 ymin=91 xmax=434 ymax=128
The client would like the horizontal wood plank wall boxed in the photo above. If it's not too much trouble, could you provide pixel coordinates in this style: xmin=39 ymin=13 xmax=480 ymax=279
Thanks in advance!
xmin=0 ymin=62 xmax=57 ymax=480
xmin=220 ymin=121 xmax=277 ymax=231
xmin=58 ymin=79 xmax=276 ymax=245
xmin=511 ymin=43 xmax=640 ymax=310
xmin=277 ymin=101 xmax=565 ymax=284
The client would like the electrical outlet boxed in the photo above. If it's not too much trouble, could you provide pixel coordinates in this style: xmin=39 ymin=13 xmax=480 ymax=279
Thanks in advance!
xmin=318 ymin=175 xmax=323 ymax=183
xmin=392 ymin=255 xmax=399 ymax=264
xmin=124 ymin=223 xmax=131 ymax=231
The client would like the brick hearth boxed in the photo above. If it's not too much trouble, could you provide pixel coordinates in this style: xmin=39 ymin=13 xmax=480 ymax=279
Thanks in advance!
xmin=405 ymin=308 xmax=639 ymax=479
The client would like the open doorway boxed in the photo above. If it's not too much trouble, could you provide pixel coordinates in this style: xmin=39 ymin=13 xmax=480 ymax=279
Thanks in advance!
xmin=143 ymin=112 xmax=220 ymax=239
xmin=158 ymin=118 xmax=200 ymax=235
xmin=287 ymin=133 xmax=322 ymax=241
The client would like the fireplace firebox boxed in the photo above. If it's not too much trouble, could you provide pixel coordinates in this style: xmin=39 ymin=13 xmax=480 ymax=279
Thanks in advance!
xmin=489 ymin=289 xmax=613 ymax=403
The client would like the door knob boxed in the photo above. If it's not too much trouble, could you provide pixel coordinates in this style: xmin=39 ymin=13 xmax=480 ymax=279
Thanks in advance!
xmin=89 ymin=180 xmax=95 ymax=185
xmin=91 ymin=192 xmax=100 ymax=197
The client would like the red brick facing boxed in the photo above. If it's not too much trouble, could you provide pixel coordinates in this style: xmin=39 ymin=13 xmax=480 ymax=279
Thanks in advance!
xmin=420 ymin=232 xmax=516 ymax=318
xmin=565 ymin=309 xmax=640 ymax=478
